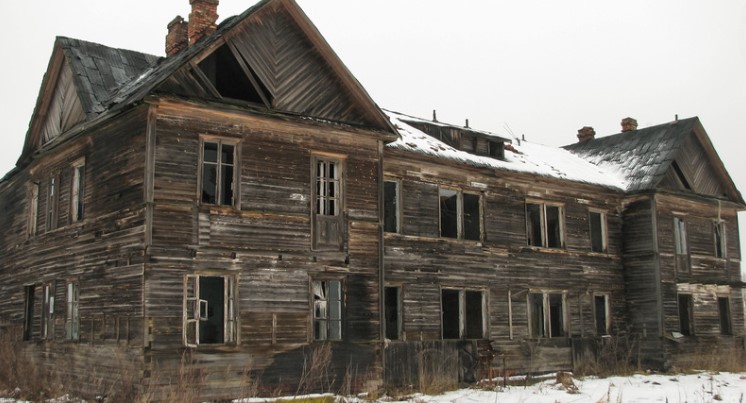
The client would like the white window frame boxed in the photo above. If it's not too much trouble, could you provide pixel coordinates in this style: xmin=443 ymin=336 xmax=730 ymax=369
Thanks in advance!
xmin=312 ymin=279 xmax=343 ymax=341
xmin=65 ymin=282 xmax=80 ymax=341
xmin=183 ymin=274 xmax=238 ymax=347
xmin=673 ymin=217 xmax=689 ymax=272
xmin=28 ymin=182 xmax=39 ymax=237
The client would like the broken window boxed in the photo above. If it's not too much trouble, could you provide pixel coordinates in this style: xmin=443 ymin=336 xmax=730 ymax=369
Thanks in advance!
xmin=41 ymin=283 xmax=53 ymax=339
xmin=717 ymin=297 xmax=732 ymax=336
xmin=673 ymin=217 xmax=689 ymax=272
xmin=589 ymin=211 xmax=607 ymax=253
xmin=201 ymin=139 xmax=236 ymax=206
xmin=184 ymin=275 xmax=238 ymax=347
xmin=528 ymin=292 xmax=566 ymax=338
xmin=441 ymin=288 xmax=485 ymax=340
xmin=70 ymin=159 xmax=85 ymax=223
xmin=313 ymin=157 xmax=344 ymax=250
xmin=677 ymin=294 xmax=693 ymax=336
xmin=384 ymin=180 xmax=400 ymax=234
xmin=28 ymin=183 xmax=39 ymax=237
xmin=594 ymin=294 xmax=610 ymax=336
xmin=714 ymin=221 xmax=726 ymax=259
xmin=439 ymin=189 xmax=481 ymax=241
xmin=46 ymin=175 xmax=58 ymax=231
xmin=384 ymin=286 xmax=402 ymax=340
xmin=65 ymin=282 xmax=79 ymax=341
xmin=488 ymin=141 xmax=504 ymax=160
xmin=313 ymin=280 xmax=342 ymax=341
xmin=23 ymin=286 xmax=35 ymax=341
xmin=526 ymin=202 xmax=564 ymax=248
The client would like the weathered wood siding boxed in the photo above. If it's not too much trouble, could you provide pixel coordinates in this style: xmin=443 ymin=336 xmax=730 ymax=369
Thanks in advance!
xmin=144 ymin=100 xmax=385 ymax=398
xmin=383 ymin=149 xmax=627 ymax=376
xmin=0 ymin=106 xmax=150 ymax=398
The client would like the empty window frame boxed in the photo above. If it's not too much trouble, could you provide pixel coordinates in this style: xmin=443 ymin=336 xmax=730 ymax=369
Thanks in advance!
xmin=70 ymin=159 xmax=85 ymax=223
xmin=313 ymin=279 xmax=343 ymax=341
xmin=677 ymin=294 xmax=694 ymax=336
xmin=65 ymin=282 xmax=79 ymax=341
xmin=441 ymin=288 xmax=485 ymax=340
xmin=23 ymin=285 xmax=35 ymax=341
xmin=673 ymin=217 xmax=689 ymax=272
xmin=46 ymin=175 xmax=59 ymax=231
xmin=384 ymin=286 xmax=402 ymax=340
xmin=589 ymin=211 xmax=607 ymax=253
xmin=526 ymin=202 xmax=564 ymax=248
xmin=184 ymin=275 xmax=238 ymax=347
xmin=383 ymin=180 xmax=400 ymax=234
xmin=594 ymin=294 xmax=610 ymax=336
xmin=713 ymin=221 xmax=726 ymax=259
xmin=717 ymin=297 xmax=732 ymax=336
xmin=439 ymin=189 xmax=481 ymax=241
xmin=488 ymin=141 xmax=504 ymax=160
xmin=28 ymin=183 xmax=39 ymax=237
xmin=313 ymin=157 xmax=344 ymax=250
xmin=528 ymin=292 xmax=566 ymax=338
xmin=200 ymin=139 xmax=237 ymax=206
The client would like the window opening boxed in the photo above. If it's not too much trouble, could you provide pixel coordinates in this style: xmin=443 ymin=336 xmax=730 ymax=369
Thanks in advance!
xmin=488 ymin=141 xmax=505 ymax=159
xmin=672 ymin=161 xmax=691 ymax=190
xmin=384 ymin=286 xmax=402 ymax=340
xmin=589 ymin=211 xmax=607 ymax=253
xmin=383 ymin=181 xmax=399 ymax=233
xmin=718 ymin=297 xmax=732 ymax=335
xmin=201 ymin=140 xmax=235 ymax=206
xmin=66 ymin=282 xmax=79 ymax=340
xmin=440 ymin=189 xmax=481 ymax=240
xmin=313 ymin=280 xmax=342 ymax=341
xmin=28 ymin=183 xmax=39 ymax=236
xmin=714 ymin=221 xmax=726 ymax=258
xmin=529 ymin=292 xmax=565 ymax=338
xmin=23 ymin=286 xmax=35 ymax=341
xmin=678 ymin=294 xmax=693 ymax=336
xmin=673 ymin=217 xmax=689 ymax=272
xmin=526 ymin=202 xmax=564 ymax=248
xmin=313 ymin=158 xmax=343 ymax=250
xmin=71 ymin=160 xmax=85 ymax=222
xmin=442 ymin=289 xmax=484 ymax=339
xmin=46 ymin=176 xmax=58 ymax=231
xmin=184 ymin=275 xmax=237 ymax=346
xmin=197 ymin=44 xmax=269 ymax=104
xmin=594 ymin=294 xmax=609 ymax=335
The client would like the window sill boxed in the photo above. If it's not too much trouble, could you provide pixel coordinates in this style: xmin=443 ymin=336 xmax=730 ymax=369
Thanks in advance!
xmin=199 ymin=204 xmax=240 ymax=215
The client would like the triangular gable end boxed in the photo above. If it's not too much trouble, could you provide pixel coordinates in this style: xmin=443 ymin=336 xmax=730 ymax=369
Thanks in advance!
xmin=155 ymin=0 xmax=396 ymax=133
xmin=657 ymin=120 xmax=744 ymax=205
xmin=19 ymin=40 xmax=87 ymax=164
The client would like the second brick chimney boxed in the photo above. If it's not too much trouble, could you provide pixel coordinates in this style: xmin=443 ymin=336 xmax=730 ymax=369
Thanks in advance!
xmin=166 ymin=16 xmax=189 ymax=57
xmin=576 ymin=126 xmax=596 ymax=143
xmin=189 ymin=0 xmax=219 ymax=45
xmin=621 ymin=117 xmax=638 ymax=132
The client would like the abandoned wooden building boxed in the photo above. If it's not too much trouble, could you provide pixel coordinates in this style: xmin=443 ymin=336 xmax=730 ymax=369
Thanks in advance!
xmin=0 ymin=0 xmax=743 ymax=399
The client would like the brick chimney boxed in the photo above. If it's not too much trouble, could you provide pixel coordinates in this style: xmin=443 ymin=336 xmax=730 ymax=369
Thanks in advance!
xmin=166 ymin=16 xmax=188 ymax=57
xmin=189 ymin=0 xmax=219 ymax=45
xmin=576 ymin=126 xmax=596 ymax=143
xmin=621 ymin=117 xmax=638 ymax=132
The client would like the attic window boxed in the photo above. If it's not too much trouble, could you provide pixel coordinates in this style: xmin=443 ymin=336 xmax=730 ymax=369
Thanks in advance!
xmin=671 ymin=161 xmax=691 ymax=190
xmin=488 ymin=141 xmax=504 ymax=160
xmin=197 ymin=44 xmax=270 ymax=105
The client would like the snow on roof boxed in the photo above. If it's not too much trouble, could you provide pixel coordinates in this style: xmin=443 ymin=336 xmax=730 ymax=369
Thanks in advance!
xmin=385 ymin=110 xmax=627 ymax=191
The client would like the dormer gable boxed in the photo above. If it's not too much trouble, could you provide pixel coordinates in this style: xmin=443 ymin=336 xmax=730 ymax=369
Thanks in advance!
xmin=154 ymin=0 xmax=395 ymax=133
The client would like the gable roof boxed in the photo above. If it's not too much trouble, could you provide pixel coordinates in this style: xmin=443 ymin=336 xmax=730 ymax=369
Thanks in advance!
xmin=564 ymin=117 xmax=744 ymax=204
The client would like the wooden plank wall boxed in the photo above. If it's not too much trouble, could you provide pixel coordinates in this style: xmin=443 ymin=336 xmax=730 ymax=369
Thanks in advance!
xmin=0 ymin=106 xmax=150 ymax=398
xmin=383 ymin=151 xmax=627 ymax=375
xmin=144 ymin=102 xmax=384 ymax=398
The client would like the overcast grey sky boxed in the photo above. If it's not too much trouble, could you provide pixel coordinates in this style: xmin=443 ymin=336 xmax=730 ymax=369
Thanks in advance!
xmin=1 ymin=1 xmax=745 ymax=268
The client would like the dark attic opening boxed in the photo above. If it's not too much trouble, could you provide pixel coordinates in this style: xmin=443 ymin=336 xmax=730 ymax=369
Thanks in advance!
xmin=197 ymin=44 xmax=270 ymax=106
